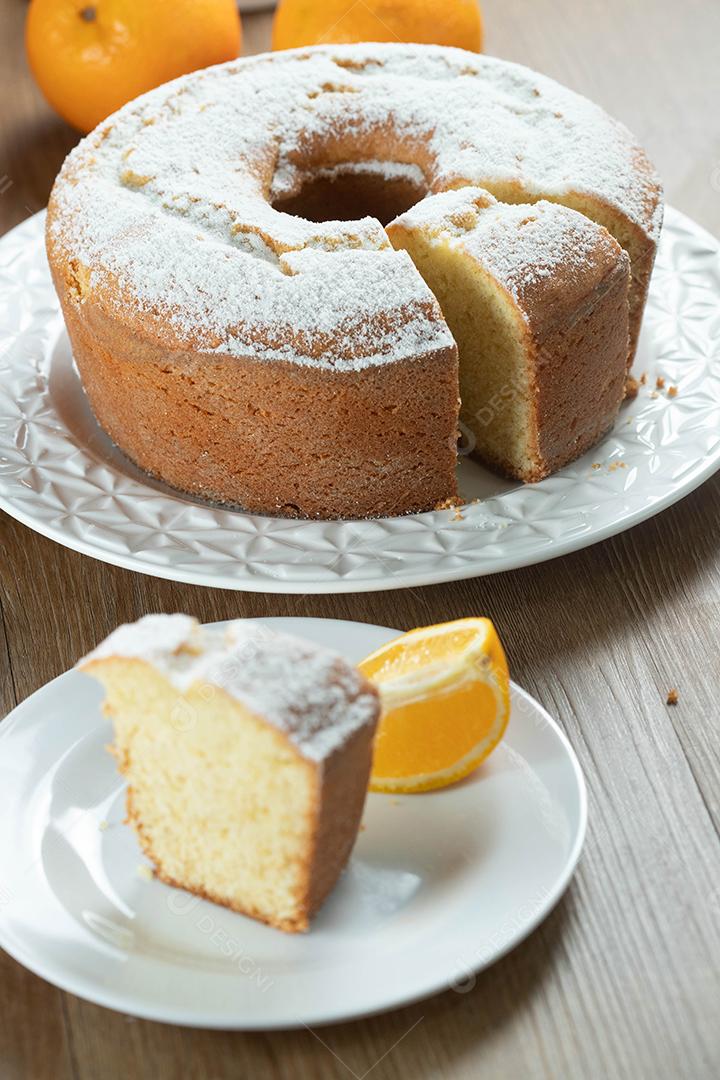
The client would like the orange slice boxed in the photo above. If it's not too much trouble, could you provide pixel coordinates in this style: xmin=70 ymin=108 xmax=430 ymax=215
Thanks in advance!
xmin=359 ymin=618 xmax=510 ymax=793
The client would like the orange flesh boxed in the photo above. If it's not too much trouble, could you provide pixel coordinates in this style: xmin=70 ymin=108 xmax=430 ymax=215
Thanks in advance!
xmin=371 ymin=679 xmax=501 ymax=779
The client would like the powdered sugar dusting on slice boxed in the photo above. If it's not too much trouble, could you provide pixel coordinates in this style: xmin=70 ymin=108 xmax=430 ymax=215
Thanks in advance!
xmin=79 ymin=615 xmax=379 ymax=762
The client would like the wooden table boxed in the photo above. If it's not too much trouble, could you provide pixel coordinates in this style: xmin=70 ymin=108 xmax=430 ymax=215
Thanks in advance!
xmin=2 ymin=2 xmax=719 ymax=1077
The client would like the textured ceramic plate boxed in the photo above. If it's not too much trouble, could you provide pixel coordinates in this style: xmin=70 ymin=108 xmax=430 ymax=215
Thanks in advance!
xmin=0 ymin=208 xmax=718 ymax=593
xmin=0 ymin=617 xmax=586 ymax=1029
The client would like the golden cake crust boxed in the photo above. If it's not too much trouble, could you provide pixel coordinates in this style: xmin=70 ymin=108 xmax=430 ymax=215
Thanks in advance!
xmin=58 ymin=286 xmax=459 ymax=518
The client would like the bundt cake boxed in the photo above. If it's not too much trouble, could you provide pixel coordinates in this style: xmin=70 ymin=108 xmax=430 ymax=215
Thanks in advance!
xmin=47 ymin=44 xmax=663 ymax=518
xmin=80 ymin=615 xmax=380 ymax=932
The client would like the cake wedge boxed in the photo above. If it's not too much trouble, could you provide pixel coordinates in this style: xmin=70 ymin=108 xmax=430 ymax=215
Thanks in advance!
xmin=79 ymin=615 xmax=380 ymax=932
xmin=388 ymin=189 xmax=631 ymax=482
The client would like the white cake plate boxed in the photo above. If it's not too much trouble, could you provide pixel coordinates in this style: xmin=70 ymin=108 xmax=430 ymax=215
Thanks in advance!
xmin=0 ymin=617 xmax=586 ymax=1029
xmin=0 ymin=208 xmax=718 ymax=593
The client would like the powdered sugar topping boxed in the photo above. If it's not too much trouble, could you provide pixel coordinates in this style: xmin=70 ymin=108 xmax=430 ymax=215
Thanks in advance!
xmin=80 ymin=614 xmax=379 ymax=762
xmin=393 ymin=187 xmax=629 ymax=310
xmin=48 ymin=44 xmax=661 ymax=369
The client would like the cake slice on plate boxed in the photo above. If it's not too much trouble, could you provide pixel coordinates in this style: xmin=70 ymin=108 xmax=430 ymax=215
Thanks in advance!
xmin=79 ymin=615 xmax=380 ymax=933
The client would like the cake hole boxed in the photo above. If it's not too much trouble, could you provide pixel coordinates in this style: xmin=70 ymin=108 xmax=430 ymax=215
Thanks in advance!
xmin=272 ymin=164 xmax=429 ymax=226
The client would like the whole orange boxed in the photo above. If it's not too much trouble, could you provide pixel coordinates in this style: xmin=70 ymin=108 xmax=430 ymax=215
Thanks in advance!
xmin=272 ymin=0 xmax=483 ymax=53
xmin=26 ymin=0 xmax=242 ymax=134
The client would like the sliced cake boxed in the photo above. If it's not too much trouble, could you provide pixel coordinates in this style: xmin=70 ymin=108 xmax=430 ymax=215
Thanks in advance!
xmin=79 ymin=615 xmax=380 ymax=932
xmin=388 ymin=189 xmax=631 ymax=482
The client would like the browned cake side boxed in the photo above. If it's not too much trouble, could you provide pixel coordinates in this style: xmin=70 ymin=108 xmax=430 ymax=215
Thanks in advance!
xmin=303 ymin=722 xmax=378 ymax=922
xmin=56 ymin=286 xmax=459 ymax=519
xmin=509 ymin=254 xmax=631 ymax=480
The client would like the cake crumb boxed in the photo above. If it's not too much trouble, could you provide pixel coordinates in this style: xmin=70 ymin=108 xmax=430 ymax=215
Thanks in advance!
xmin=667 ymin=385 xmax=678 ymax=398
xmin=436 ymin=495 xmax=466 ymax=519
xmin=650 ymin=391 xmax=659 ymax=399
xmin=591 ymin=462 xmax=602 ymax=470
xmin=435 ymin=496 xmax=465 ymax=512
xmin=655 ymin=376 xmax=666 ymax=389
xmin=608 ymin=461 xmax=627 ymax=472
xmin=137 ymin=864 xmax=154 ymax=881
xmin=639 ymin=372 xmax=648 ymax=385
xmin=625 ymin=376 xmax=640 ymax=399
xmin=666 ymin=688 xmax=679 ymax=706
xmin=98 ymin=820 xmax=109 ymax=832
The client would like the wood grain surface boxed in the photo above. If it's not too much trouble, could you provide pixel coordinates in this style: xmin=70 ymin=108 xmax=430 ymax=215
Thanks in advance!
xmin=1 ymin=1 xmax=719 ymax=1077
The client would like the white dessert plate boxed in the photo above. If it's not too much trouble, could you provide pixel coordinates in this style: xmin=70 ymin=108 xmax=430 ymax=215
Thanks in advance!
xmin=1 ymin=208 xmax=718 ymax=593
xmin=0 ymin=617 xmax=586 ymax=1030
